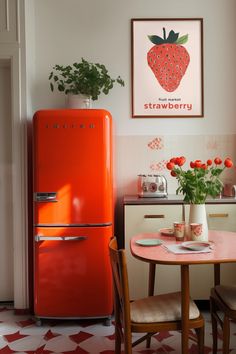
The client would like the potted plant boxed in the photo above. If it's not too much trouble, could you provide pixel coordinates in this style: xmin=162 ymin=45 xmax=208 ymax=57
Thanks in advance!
xmin=49 ymin=58 xmax=125 ymax=108
xmin=166 ymin=156 xmax=234 ymax=204
xmin=166 ymin=156 xmax=234 ymax=240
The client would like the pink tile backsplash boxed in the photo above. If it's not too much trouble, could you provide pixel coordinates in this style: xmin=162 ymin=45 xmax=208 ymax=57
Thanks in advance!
xmin=116 ymin=134 xmax=236 ymax=196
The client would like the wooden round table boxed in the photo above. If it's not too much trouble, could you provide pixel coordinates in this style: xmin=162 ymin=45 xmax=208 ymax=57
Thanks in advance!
xmin=130 ymin=230 xmax=236 ymax=354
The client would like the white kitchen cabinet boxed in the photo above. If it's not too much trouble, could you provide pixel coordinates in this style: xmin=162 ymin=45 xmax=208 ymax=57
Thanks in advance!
xmin=124 ymin=196 xmax=236 ymax=300
xmin=124 ymin=203 xmax=184 ymax=299
xmin=184 ymin=203 xmax=236 ymax=232
xmin=186 ymin=203 xmax=236 ymax=299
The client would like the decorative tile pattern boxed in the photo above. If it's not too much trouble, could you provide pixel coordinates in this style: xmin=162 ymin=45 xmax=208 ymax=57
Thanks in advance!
xmin=147 ymin=137 xmax=164 ymax=150
xmin=0 ymin=306 xmax=236 ymax=353
xmin=205 ymin=138 xmax=220 ymax=151
xmin=149 ymin=160 xmax=167 ymax=172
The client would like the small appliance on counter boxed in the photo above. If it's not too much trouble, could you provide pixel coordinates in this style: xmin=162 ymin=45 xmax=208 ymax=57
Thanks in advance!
xmin=138 ymin=174 xmax=168 ymax=198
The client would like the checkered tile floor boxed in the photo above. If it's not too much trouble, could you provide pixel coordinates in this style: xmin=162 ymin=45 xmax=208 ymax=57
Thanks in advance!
xmin=0 ymin=306 xmax=236 ymax=353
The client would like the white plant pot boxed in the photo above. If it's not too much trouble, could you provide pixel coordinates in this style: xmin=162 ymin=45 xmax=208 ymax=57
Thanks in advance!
xmin=66 ymin=94 xmax=91 ymax=109
xmin=188 ymin=204 xmax=209 ymax=241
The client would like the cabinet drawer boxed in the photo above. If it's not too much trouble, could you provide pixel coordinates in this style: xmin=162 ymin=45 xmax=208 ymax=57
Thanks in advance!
xmin=184 ymin=204 xmax=236 ymax=231
xmin=125 ymin=204 xmax=184 ymax=236
xmin=206 ymin=204 xmax=236 ymax=231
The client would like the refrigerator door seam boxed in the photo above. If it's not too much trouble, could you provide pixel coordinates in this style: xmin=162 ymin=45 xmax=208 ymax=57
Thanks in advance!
xmin=34 ymin=223 xmax=112 ymax=227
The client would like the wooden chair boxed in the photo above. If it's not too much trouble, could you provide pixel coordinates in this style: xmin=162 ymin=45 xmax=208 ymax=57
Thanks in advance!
xmin=109 ymin=237 xmax=205 ymax=353
xmin=210 ymin=284 xmax=236 ymax=353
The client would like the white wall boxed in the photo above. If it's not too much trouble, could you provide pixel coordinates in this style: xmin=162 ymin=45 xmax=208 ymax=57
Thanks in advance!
xmin=25 ymin=0 xmax=236 ymax=243
xmin=30 ymin=0 xmax=236 ymax=136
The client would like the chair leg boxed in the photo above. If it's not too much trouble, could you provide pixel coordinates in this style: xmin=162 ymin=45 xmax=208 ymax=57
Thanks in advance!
xmin=114 ymin=322 xmax=122 ymax=354
xmin=222 ymin=315 xmax=230 ymax=354
xmin=195 ymin=325 xmax=205 ymax=354
xmin=210 ymin=297 xmax=218 ymax=354
xmin=146 ymin=333 xmax=152 ymax=348
xmin=124 ymin=328 xmax=133 ymax=354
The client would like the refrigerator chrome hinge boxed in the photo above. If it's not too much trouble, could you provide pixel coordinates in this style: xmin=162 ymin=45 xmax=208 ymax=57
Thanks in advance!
xmin=35 ymin=235 xmax=41 ymax=242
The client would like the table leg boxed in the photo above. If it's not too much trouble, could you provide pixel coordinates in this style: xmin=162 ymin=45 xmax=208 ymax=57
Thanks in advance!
xmin=181 ymin=264 xmax=190 ymax=354
xmin=148 ymin=263 xmax=156 ymax=296
xmin=214 ymin=264 xmax=221 ymax=286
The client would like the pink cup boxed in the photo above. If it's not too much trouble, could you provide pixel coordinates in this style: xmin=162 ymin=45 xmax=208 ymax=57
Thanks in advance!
xmin=173 ymin=221 xmax=185 ymax=241
xmin=190 ymin=223 xmax=203 ymax=241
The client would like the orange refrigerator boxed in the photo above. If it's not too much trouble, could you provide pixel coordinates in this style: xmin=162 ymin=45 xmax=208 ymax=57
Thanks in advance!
xmin=33 ymin=109 xmax=113 ymax=323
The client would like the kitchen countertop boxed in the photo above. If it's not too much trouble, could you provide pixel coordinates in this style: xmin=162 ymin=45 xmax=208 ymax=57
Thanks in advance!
xmin=124 ymin=194 xmax=236 ymax=205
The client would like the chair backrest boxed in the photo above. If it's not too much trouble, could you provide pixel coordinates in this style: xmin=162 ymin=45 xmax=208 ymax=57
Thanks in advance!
xmin=109 ymin=237 xmax=131 ymax=332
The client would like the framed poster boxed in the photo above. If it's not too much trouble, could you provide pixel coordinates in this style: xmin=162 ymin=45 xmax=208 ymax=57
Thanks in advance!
xmin=131 ymin=18 xmax=204 ymax=118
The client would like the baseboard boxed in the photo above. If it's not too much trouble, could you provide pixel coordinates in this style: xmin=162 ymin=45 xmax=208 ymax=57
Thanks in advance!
xmin=14 ymin=308 xmax=30 ymax=315
xmin=0 ymin=301 xmax=14 ymax=307
xmin=195 ymin=299 xmax=210 ymax=311
xmin=0 ymin=302 xmax=30 ymax=315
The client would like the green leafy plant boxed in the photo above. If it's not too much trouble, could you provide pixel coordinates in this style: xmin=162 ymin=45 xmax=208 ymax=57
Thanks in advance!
xmin=166 ymin=156 xmax=234 ymax=204
xmin=49 ymin=58 xmax=125 ymax=101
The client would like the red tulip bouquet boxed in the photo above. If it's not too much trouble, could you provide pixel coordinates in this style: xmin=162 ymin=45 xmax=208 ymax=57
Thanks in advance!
xmin=166 ymin=156 xmax=234 ymax=204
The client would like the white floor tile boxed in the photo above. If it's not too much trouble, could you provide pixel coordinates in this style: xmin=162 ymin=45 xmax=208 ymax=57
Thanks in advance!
xmin=0 ymin=306 xmax=236 ymax=353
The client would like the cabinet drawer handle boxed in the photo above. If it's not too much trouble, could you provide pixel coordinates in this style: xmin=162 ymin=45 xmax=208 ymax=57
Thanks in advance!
xmin=208 ymin=213 xmax=229 ymax=218
xmin=144 ymin=214 xmax=165 ymax=219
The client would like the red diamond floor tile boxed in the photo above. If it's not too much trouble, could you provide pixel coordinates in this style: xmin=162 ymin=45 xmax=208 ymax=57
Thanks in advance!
xmin=0 ymin=307 xmax=236 ymax=353
xmin=3 ymin=331 xmax=29 ymax=343
xmin=69 ymin=332 xmax=94 ymax=344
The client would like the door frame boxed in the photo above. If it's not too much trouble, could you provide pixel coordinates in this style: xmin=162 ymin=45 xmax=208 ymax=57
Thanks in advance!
xmin=0 ymin=46 xmax=28 ymax=310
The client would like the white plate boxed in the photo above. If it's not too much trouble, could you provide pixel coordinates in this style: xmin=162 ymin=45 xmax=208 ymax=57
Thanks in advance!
xmin=159 ymin=228 xmax=174 ymax=236
xmin=136 ymin=239 xmax=163 ymax=246
xmin=181 ymin=241 xmax=211 ymax=251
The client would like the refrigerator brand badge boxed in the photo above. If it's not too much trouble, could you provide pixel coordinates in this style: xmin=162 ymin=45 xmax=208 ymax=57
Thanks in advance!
xmin=45 ymin=123 xmax=96 ymax=129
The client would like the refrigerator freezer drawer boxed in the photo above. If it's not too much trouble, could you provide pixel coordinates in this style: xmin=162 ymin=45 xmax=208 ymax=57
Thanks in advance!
xmin=34 ymin=226 xmax=113 ymax=318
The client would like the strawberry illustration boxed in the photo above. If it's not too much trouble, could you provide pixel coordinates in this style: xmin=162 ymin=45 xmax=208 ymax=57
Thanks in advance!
xmin=147 ymin=28 xmax=190 ymax=92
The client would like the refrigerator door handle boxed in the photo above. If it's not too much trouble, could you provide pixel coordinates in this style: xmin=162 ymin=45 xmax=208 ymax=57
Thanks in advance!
xmin=35 ymin=235 xmax=88 ymax=242
xmin=34 ymin=192 xmax=58 ymax=202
